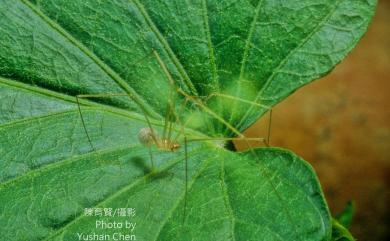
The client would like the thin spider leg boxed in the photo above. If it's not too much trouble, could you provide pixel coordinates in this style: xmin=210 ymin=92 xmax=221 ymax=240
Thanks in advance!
xmin=170 ymin=92 xmax=300 ymax=232
xmin=167 ymin=99 xmax=177 ymax=142
xmin=174 ymin=90 xmax=274 ymax=146
xmin=204 ymin=92 xmax=273 ymax=146
xmin=183 ymin=136 xmax=188 ymax=223
xmin=152 ymin=50 xmax=214 ymax=144
xmin=164 ymin=92 xmax=175 ymax=142
xmin=76 ymin=96 xmax=95 ymax=151
xmin=177 ymin=89 xmax=244 ymax=138
xmin=150 ymin=51 xmax=297 ymax=233
xmin=150 ymin=50 xmax=287 ymax=229
xmin=169 ymin=88 xmax=272 ymax=142
xmin=77 ymin=93 xmax=137 ymax=98
xmin=167 ymin=115 xmax=173 ymax=142
xmin=126 ymin=51 xmax=156 ymax=69
xmin=148 ymin=146 xmax=154 ymax=170
xmin=126 ymin=48 xmax=176 ymax=140
xmin=151 ymin=50 xmax=194 ymax=224
xmin=124 ymin=48 xmax=181 ymax=142
xmin=267 ymin=109 xmax=273 ymax=146
xmin=153 ymin=49 xmax=182 ymax=143
xmin=204 ymin=92 xmax=271 ymax=110
xmin=153 ymin=50 xmax=189 ymax=223
xmin=76 ymin=93 xmax=160 ymax=172
xmin=162 ymin=101 xmax=172 ymax=141
xmin=188 ymin=137 xmax=269 ymax=147
xmin=165 ymin=94 xmax=191 ymax=224
xmin=207 ymin=93 xmax=273 ymax=146
xmin=164 ymin=87 xmax=177 ymax=142
xmin=149 ymin=50 xmax=296 ymax=234
xmin=172 ymin=98 xmax=189 ymax=142
xmin=76 ymin=93 xmax=158 ymax=147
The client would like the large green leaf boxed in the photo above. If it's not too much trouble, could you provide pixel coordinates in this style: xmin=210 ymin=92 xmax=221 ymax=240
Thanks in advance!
xmin=0 ymin=87 xmax=330 ymax=240
xmin=0 ymin=0 xmax=375 ymax=240
xmin=0 ymin=0 xmax=376 ymax=134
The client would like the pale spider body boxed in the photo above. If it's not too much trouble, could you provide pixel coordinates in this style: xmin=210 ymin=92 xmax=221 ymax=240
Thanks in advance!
xmin=138 ymin=127 xmax=180 ymax=152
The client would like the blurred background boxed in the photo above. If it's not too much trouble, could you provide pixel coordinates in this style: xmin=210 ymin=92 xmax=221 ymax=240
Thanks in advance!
xmin=237 ymin=1 xmax=389 ymax=240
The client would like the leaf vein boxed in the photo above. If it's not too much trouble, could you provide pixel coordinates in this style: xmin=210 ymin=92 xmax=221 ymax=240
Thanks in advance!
xmin=43 ymin=147 xmax=204 ymax=240
xmin=237 ymin=0 xmax=344 ymax=129
xmin=201 ymin=0 xmax=219 ymax=93
xmin=230 ymin=0 xmax=264 ymax=123
xmin=153 ymin=154 xmax=214 ymax=241
xmin=221 ymin=155 xmax=236 ymax=241
xmin=131 ymin=0 xmax=198 ymax=96
xmin=19 ymin=0 xmax=160 ymax=119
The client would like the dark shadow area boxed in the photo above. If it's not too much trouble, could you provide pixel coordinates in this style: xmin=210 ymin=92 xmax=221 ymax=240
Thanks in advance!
xmin=129 ymin=156 xmax=176 ymax=180
xmin=130 ymin=156 xmax=153 ymax=175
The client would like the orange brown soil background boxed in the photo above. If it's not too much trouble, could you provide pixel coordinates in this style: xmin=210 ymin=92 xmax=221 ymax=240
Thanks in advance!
xmin=235 ymin=1 xmax=389 ymax=240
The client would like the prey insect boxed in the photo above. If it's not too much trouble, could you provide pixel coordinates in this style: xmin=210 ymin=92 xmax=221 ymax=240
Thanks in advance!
xmin=75 ymin=50 xmax=273 ymax=222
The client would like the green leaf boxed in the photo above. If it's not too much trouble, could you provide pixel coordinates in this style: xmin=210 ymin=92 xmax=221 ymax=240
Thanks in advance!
xmin=0 ymin=0 xmax=376 ymax=134
xmin=331 ymin=219 xmax=355 ymax=241
xmin=335 ymin=201 xmax=355 ymax=229
xmin=0 ymin=98 xmax=331 ymax=239
xmin=0 ymin=0 xmax=376 ymax=240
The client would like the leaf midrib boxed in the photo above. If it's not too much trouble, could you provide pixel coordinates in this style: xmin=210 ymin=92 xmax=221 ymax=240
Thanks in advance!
xmin=0 ymin=77 xmax=156 ymax=129
xmin=272 ymin=153 xmax=328 ymax=237
xmin=244 ymin=148 xmax=330 ymax=238
xmin=131 ymin=0 xmax=198 ymax=96
xmin=18 ymin=0 xmax=160 ymax=117
xmin=152 ymin=155 xmax=215 ymax=241
xmin=0 ymin=144 xmax=140 ymax=190
xmin=221 ymin=156 xmax=236 ymax=241
xmin=20 ymin=0 xmax=198 ymax=121
xmin=201 ymin=0 xmax=219 ymax=93
xmin=229 ymin=0 xmax=265 ymax=125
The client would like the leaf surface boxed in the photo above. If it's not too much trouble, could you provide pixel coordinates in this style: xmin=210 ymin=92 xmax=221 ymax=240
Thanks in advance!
xmin=0 ymin=0 xmax=376 ymax=133
xmin=0 ymin=92 xmax=330 ymax=239
xmin=0 ymin=0 xmax=376 ymax=240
